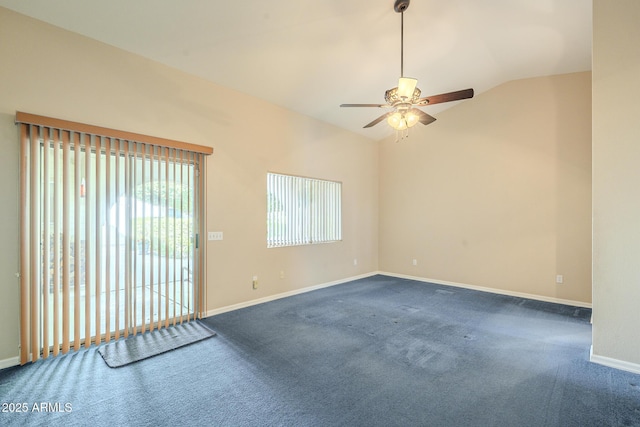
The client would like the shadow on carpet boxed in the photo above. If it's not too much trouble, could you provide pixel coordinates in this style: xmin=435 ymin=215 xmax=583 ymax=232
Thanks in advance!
xmin=98 ymin=321 xmax=216 ymax=368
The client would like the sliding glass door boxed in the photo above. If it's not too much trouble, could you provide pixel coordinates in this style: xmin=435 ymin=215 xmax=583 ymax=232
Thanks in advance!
xmin=19 ymin=113 xmax=211 ymax=364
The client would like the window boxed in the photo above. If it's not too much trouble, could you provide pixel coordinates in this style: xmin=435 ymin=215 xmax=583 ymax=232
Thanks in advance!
xmin=267 ymin=172 xmax=342 ymax=248
xmin=18 ymin=112 xmax=212 ymax=364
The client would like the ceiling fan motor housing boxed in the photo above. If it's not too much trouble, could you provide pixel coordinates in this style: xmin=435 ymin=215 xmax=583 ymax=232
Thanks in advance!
xmin=385 ymin=86 xmax=421 ymax=105
xmin=394 ymin=0 xmax=410 ymax=13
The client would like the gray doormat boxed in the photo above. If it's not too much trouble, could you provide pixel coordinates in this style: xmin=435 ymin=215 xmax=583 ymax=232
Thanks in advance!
xmin=98 ymin=321 xmax=216 ymax=368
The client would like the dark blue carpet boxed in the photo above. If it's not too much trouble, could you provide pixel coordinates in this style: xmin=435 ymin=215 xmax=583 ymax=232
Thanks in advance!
xmin=1 ymin=275 xmax=639 ymax=426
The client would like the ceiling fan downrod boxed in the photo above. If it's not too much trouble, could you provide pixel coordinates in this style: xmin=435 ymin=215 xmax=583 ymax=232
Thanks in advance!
xmin=394 ymin=0 xmax=410 ymax=77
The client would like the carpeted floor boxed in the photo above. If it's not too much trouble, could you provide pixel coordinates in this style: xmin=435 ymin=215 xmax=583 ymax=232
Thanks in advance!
xmin=1 ymin=275 xmax=639 ymax=426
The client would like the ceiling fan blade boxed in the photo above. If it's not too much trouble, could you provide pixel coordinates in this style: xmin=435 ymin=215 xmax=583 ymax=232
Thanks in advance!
xmin=364 ymin=112 xmax=392 ymax=128
xmin=415 ymin=88 xmax=474 ymax=106
xmin=413 ymin=109 xmax=437 ymax=126
xmin=340 ymin=103 xmax=390 ymax=108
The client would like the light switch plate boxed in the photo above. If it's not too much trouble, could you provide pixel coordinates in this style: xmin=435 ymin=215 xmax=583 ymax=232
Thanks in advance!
xmin=208 ymin=231 xmax=223 ymax=241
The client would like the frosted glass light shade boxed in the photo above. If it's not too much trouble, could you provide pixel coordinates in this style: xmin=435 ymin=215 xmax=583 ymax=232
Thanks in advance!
xmin=387 ymin=110 xmax=420 ymax=130
xmin=387 ymin=112 xmax=406 ymax=130
xmin=397 ymin=77 xmax=418 ymax=99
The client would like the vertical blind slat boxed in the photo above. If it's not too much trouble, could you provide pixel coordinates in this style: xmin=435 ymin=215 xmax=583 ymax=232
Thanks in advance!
xmin=149 ymin=146 xmax=155 ymax=332
xmin=52 ymin=128 xmax=60 ymax=357
xmin=163 ymin=148 xmax=175 ymax=328
xmin=156 ymin=146 xmax=161 ymax=328
xmin=156 ymin=148 xmax=161 ymax=330
xmin=19 ymin=125 xmax=30 ymax=364
xmin=62 ymin=131 xmax=71 ymax=354
xmin=197 ymin=154 xmax=205 ymax=316
xmin=140 ymin=144 xmax=147 ymax=334
xmin=179 ymin=150 xmax=185 ymax=324
xmin=84 ymin=133 xmax=92 ymax=346
xmin=104 ymin=137 xmax=112 ymax=343
xmin=30 ymin=125 xmax=41 ymax=362
xmin=114 ymin=139 xmax=121 ymax=341
xmin=124 ymin=141 xmax=131 ymax=338
xmin=132 ymin=143 xmax=139 ymax=335
xmin=157 ymin=147 xmax=163 ymax=329
xmin=94 ymin=136 xmax=102 ymax=343
xmin=171 ymin=150 xmax=177 ymax=327
xmin=42 ymin=128 xmax=50 ymax=359
xmin=73 ymin=133 xmax=82 ymax=351
xmin=187 ymin=152 xmax=193 ymax=322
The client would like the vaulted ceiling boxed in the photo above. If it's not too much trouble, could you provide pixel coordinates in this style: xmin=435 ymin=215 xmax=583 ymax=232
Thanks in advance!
xmin=0 ymin=0 xmax=592 ymax=140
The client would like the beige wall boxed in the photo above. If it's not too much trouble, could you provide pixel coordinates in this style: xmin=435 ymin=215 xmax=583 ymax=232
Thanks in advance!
xmin=0 ymin=7 xmax=378 ymax=362
xmin=379 ymin=72 xmax=592 ymax=305
xmin=592 ymin=0 xmax=640 ymax=366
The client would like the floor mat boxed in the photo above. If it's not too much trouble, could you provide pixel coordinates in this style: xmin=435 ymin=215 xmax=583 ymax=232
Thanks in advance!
xmin=98 ymin=321 xmax=216 ymax=368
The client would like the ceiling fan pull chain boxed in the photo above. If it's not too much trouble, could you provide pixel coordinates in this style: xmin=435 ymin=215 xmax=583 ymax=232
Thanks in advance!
xmin=394 ymin=127 xmax=410 ymax=143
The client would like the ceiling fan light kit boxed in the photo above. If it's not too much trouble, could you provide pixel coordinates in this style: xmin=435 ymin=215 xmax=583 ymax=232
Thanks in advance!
xmin=340 ymin=0 xmax=474 ymax=139
xmin=387 ymin=110 xmax=419 ymax=130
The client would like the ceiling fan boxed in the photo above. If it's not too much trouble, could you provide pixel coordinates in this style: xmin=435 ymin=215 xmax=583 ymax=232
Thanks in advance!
xmin=340 ymin=0 xmax=474 ymax=133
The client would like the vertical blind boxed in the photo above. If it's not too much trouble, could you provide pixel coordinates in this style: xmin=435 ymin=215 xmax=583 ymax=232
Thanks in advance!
xmin=18 ymin=112 xmax=212 ymax=365
xmin=267 ymin=172 xmax=342 ymax=248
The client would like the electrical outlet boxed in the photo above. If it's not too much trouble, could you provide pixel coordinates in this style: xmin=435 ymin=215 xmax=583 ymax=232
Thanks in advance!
xmin=280 ymin=271 xmax=285 ymax=279
xmin=412 ymin=259 xmax=418 ymax=266
xmin=556 ymin=275 xmax=564 ymax=284
xmin=353 ymin=258 xmax=358 ymax=266
xmin=252 ymin=276 xmax=258 ymax=289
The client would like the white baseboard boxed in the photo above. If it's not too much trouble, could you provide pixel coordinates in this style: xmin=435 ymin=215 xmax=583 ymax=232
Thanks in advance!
xmin=205 ymin=271 xmax=592 ymax=318
xmin=590 ymin=346 xmax=640 ymax=375
xmin=205 ymin=270 xmax=591 ymax=318
xmin=0 ymin=356 xmax=20 ymax=370
xmin=379 ymin=271 xmax=592 ymax=308
xmin=204 ymin=272 xmax=379 ymax=318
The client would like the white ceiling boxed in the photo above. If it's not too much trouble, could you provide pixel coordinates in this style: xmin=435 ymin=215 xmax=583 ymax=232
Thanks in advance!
xmin=0 ymin=0 xmax=592 ymax=141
